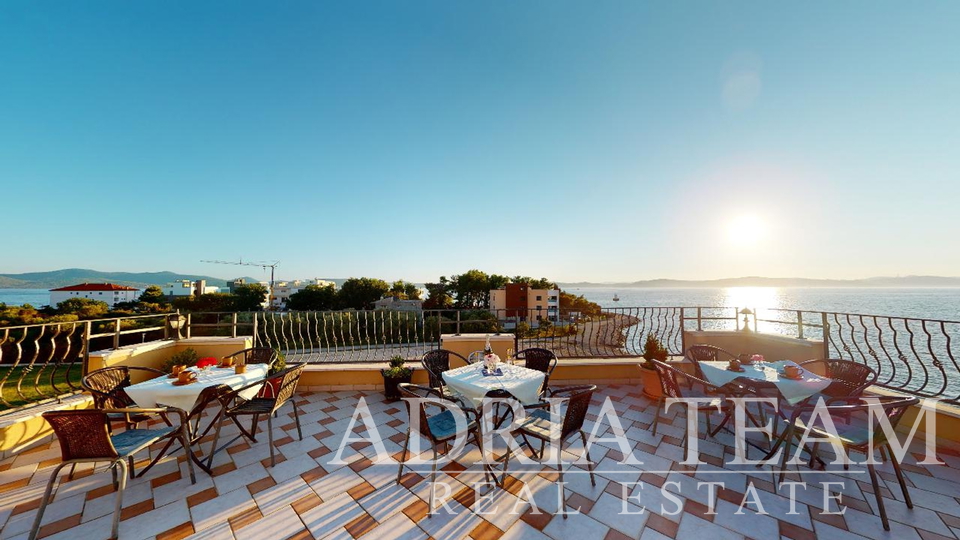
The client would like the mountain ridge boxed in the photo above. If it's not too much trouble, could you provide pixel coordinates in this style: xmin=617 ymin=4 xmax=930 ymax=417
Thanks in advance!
xmin=558 ymin=275 xmax=960 ymax=288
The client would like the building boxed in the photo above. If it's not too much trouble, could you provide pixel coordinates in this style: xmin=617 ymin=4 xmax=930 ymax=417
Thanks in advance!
xmin=162 ymin=280 xmax=220 ymax=298
xmin=372 ymin=296 xmax=423 ymax=311
xmin=489 ymin=283 xmax=560 ymax=326
xmin=271 ymin=279 xmax=337 ymax=309
xmin=49 ymin=283 xmax=140 ymax=308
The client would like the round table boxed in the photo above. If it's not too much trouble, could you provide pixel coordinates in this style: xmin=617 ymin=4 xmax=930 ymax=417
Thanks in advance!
xmin=442 ymin=362 xmax=545 ymax=408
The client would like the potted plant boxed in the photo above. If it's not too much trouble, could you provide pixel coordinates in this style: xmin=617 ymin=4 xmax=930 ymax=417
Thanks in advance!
xmin=381 ymin=355 xmax=414 ymax=402
xmin=259 ymin=348 xmax=288 ymax=398
xmin=162 ymin=347 xmax=199 ymax=373
xmin=639 ymin=333 xmax=669 ymax=399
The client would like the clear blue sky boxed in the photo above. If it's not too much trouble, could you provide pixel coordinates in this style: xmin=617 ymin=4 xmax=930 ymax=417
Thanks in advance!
xmin=2 ymin=2 xmax=958 ymax=283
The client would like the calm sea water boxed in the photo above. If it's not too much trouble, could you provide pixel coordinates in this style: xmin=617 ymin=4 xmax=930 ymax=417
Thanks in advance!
xmin=572 ymin=287 xmax=960 ymax=322
xmin=0 ymin=288 xmax=51 ymax=307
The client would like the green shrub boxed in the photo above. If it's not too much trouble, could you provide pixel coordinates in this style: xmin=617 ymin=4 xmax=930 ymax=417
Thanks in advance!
xmin=161 ymin=347 xmax=200 ymax=373
xmin=382 ymin=355 xmax=412 ymax=378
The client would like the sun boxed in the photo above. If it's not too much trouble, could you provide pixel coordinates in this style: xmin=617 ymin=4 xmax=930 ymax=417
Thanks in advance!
xmin=726 ymin=214 xmax=766 ymax=247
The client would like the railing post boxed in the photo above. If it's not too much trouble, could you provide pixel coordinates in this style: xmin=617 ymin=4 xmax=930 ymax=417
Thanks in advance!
xmin=252 ymin=312 xmax=258 ymax=346
xmin=455 ymin=310 xmax=461 ymax=335
xmin=231 ymin=312 xmax=238 ymax=338
xmin=185 ymin=313 xmax=192 ymax=339
xmin=697 ymin=307 xmax=702 ymax=331
xmin=821 ymin=312 xmax=830 ymax=359
xmin=797 ymin=310 xmax=804 ymax=339
xmin=82 ymin=320 xmax=92 ymax=375
xmin=113 ymin=319 xmax=121 ymax=350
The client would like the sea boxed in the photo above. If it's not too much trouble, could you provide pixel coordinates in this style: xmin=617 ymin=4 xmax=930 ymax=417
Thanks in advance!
xmin=3 ymin=286 xmax=958 ymax=322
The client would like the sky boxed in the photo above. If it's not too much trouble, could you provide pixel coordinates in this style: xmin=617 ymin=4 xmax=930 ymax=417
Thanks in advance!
xmin=2 ymin=2 xmax=958 ymax=284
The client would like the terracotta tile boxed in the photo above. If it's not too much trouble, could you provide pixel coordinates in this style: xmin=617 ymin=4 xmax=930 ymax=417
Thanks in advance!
xmin=348 ymin=480 xmax=376 ymax=500
xmin=386 ymin=419 xmax=403 ymax=428
xmin=0 ymin=478 xmax=30 ymax=494
xmin=227 ymin=442 xmax=251 ymax=455
xmin=37 ymin=513 xmax=81 ymax=538
xmin=228 ymin=507 xmax=263 ymax=532
xmin=683 ymin=499 xmax=714 ymax=522
xmin=566 ymin=492 xmax=595 ymax=514
xmin=501 ymin=475 xmax=525 ymax=497
xmin=319 ymin=417 xmax=336 ymax=425
xmin=646 ymin=513 xmax=679 ymax=538
xmin=453 ymin=485 xmax=477 ymax=509
xmin=519 ymin=507 xmax=552 ymax=531
xmin=301 ymin=465 xmax=328 ymax=484
xmin=12 ymin=498 xmax=42 ymax=515
xmin=260 ymin=453 xmax=288 ymax=467
xmin=939 ymin=512 xmax=960 ymax=529
xmin=211 ymin=462 xmax=238 ymax=476
xmin=917 ymin=529 xmax=957 ymax=540
xmin=388 ymin=433 xmax=407 ymax=445
xmin=308 ymin=446 xmax=332 ymax=459
xmin=538 ymin=471 xmax=560 ymax=482
xmin=604 ymin=529 xmax=634 ymax=540
xmin=349 ymin=457 xmax=374 ymax=473
xmin=292 ymin=492 xmax=323 ymax=514
xmin=640 ymin=472 xmax=666 ymax=488
xmin=84 ymin=483 xmax=118 ymax=502
xmin=344 ymin=511 xmax=378 ymax=539
xmin=779 ymin=520 xmax=816 ymax=540
xmin=809 ymin=506 xmax=847 ymax=530
xmin=248 ymin=475 xmax=278 ymax=496
xmin=187 ymin=487 xmax=219 ymax=508
xmin=273 ymin=435 xmax=295 ymax=447
xmin=470 ymin=519 xmax=504 ymax=540
xmin=287 ymin=529 xmax=314 ymax=540
xmin=717 ymin=487 xmax=743 ymax=505
xmin=441 ymin=461 xmax=467 ymax=477
xmin=403 ymin=499 xmax=429 ymax=523
xmin=156 ymin=521 xmax=195 ymax=540
xmin=120 ymin=499 xmax=155 ymax=521
xmin=399 ymin=472 xmax=423 ymax=490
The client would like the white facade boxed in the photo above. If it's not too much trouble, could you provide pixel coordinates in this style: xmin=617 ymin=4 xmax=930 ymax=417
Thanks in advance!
xmin=162 ymin=280 xmax=220 ymax=297
xmin=49 ymin=284 xmax=140 ymax=308
xmin=271 ymin=279 xmax=337 ymax=309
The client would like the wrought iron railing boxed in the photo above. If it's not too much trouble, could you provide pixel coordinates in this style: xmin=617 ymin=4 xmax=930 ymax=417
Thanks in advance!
xmin=2 ymin=305 xmax=957 ymax=411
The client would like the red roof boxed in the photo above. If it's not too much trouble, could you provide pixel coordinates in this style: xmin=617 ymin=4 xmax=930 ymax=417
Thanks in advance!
xmin=50 ymin=283 xmax=140 ymax=292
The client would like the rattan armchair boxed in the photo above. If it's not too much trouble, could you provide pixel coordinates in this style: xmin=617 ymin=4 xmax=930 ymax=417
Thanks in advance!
xmin=222 ymin=347 xmax=278 ymax=368
xmin=503 ymin=384 xmax=597 ymax=518
xmin=799 ymin=359 xmax=878 ymax=398
xmin=684 ymin=344 xmax=739 ymax=379
xmin=206 ymin=363 xmax=305 ymax=468
xmin=420 ymin=349 xmax=470 ymax=402
xmin=29 ymin=408 xmax=195 ymax=540
xmin=81 ymin=366 xmax=166 ymax=429
xmin=516 ymin=347 xmax=559 ymax=397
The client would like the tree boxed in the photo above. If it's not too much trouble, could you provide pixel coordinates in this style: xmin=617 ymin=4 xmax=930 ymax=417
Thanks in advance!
xmin=388 ymin=280 xmax=422 ymax=300
xmin=559 ymin=291 xmax=602 ymax=317
xmin=56 ymin=298 xmax=109 ymax=319
xmin=172 ymin=293 xmax=237 ymax=312
xmin=337 ymin=277 xmax=389 ymax=310
xmin=450 ymin=269 xmax=507 ymax=309
xmin=511 ymin=276 xmax=556 ymax=290
xmin=287 ymin=284 xmax=338 ymax=311
xmin=138 ymin=285 xmax=168 ymax=305
xmin=232 ymin=283 xmax=269 ymax=311
xmin=423 ymin=277 xmax=454 ymax=309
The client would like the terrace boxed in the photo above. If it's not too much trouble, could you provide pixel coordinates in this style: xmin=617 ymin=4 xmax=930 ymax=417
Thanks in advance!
xmin=0 ymin=306 xmax=959 ymax=540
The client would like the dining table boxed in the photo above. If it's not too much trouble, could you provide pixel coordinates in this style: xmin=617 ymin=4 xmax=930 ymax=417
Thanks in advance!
xmin=124 ymin=364 xmax=269 ymax=473
xmin=442 ymin=362 xmax=545 ymax=409
xmin=698 ymin=359 xmax=832 ymax=406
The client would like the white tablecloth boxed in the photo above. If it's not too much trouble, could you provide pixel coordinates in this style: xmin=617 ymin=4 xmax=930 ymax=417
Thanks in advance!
xmin=443 ymin=363 xmax=545 ymax=408
xmin=124 ymin=365 xmax=269 ymax=412
xmin=699 ymin=360 xmax=832 ymax=405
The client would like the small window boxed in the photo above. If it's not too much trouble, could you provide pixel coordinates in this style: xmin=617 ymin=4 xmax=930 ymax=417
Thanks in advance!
xmin=536 ymin=296 xmax=542 ymax=301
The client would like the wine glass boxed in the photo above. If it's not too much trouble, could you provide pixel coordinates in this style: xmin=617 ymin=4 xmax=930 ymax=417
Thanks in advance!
xmin=506 ymin=348 xmax=515 ymax=366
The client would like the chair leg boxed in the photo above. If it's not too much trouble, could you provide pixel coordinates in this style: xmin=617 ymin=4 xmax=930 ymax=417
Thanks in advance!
xmin=250 ymin=414 xmax=260 ymax=442
xmin=206 ymin=414 xmax=226 ymax=470
xmin=111 ymin=460 xmax=128 ymax=540
xmin=29 ymin=463 xmax=69 ymax=540
xmin=428 ymin=444 xmax=439 ymax=518
xmin=866 ymin=463 xmax=890 ymax=531
xmin=67 ymin=463 xmax=77 ymax=481
xmin=128 ymin=456 xmax=135 ymax=479
xmin=651 ymin=396 xmax=664 ymax=436
xmin=579 ymin=430 xmax=595 ymax=487
xmin=778 ymin=425 xmax=795 ymax=485
xmin=292 ymin=401 xmax=303 ymax=441
xmin=888 ymin=445 xmax=913 ymax=508
xmin=267 ymin=413 xmax=276 ymax=467
xmin=396 ymin=429 xmax=411 ymax=484
xmin=559 ymin=456 xmax=568 ymax=519
xmin=181 ymin=428 xmax=197 ymax=484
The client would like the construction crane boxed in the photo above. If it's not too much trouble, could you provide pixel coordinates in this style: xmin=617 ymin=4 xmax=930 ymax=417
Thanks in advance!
xmin=201 ymin=259 xmax=280 ymax=309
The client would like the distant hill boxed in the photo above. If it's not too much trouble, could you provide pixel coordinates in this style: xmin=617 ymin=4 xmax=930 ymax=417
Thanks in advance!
xmin=558 ymin=275 xmax=960 ymax=288
xmin=0 ymin=269 xmax=260 ymax=290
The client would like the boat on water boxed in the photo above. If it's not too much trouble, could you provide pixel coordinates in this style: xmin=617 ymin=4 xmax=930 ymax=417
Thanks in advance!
xmin=613 ymin=294 xmax=620 ymax=302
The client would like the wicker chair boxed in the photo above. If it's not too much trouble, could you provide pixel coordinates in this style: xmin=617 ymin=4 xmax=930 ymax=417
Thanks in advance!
xmin=774 ymin=396 xmax=918 ymax=530
xmin=503 ymin=384 xmax=597 ymax=518
xmin=29 ymin=408 xmax=195 ymax=540
xmin=684 ymin=344 xmax=739 ymax=379
xmin=395 ymin=383 xmax=495 ymax=515
xmin=516 ymin=348 xmax=559 ymax=397
xmin=647 ymin=360 xmax=734 ymax=459
xmin=420 ymin=349 xmax=469 ymax=402
xmin=81 ymin=366 xmax=166 ymax=429
xmin=206 ymin=363 xmax=305 ymax=468
xmin=799 ymin=359 xmax=878 ymax=398
xmin=222 ymin=347 xmax=278 ymax=368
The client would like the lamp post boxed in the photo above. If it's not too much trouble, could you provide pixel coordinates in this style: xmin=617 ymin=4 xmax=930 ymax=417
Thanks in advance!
xmin=740 ymin=308 xmax=753 ymax=332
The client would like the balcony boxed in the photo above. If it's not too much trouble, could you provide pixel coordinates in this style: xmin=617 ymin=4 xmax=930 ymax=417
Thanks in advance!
xmin=0 ymin=306 xmax=958 ymax=539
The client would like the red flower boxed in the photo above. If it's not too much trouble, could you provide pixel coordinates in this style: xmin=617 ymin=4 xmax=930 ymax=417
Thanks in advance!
xmin=196 ymin=357 xmax=218 ymax=369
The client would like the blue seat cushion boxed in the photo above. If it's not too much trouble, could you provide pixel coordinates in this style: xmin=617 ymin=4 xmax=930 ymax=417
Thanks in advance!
xmin=111 ymin=427 xmax=176 ymax=458
xmin=427 ymin=410 xmax=477 ymax=442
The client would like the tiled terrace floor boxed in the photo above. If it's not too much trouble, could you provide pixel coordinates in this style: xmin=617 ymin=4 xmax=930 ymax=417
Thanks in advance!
xmin=2 ymin=386 xmax=960 ymax=540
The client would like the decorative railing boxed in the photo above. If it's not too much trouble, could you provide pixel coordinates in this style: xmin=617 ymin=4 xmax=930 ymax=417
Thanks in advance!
xmin=2 ymin=306 xmax=957 ymax=411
